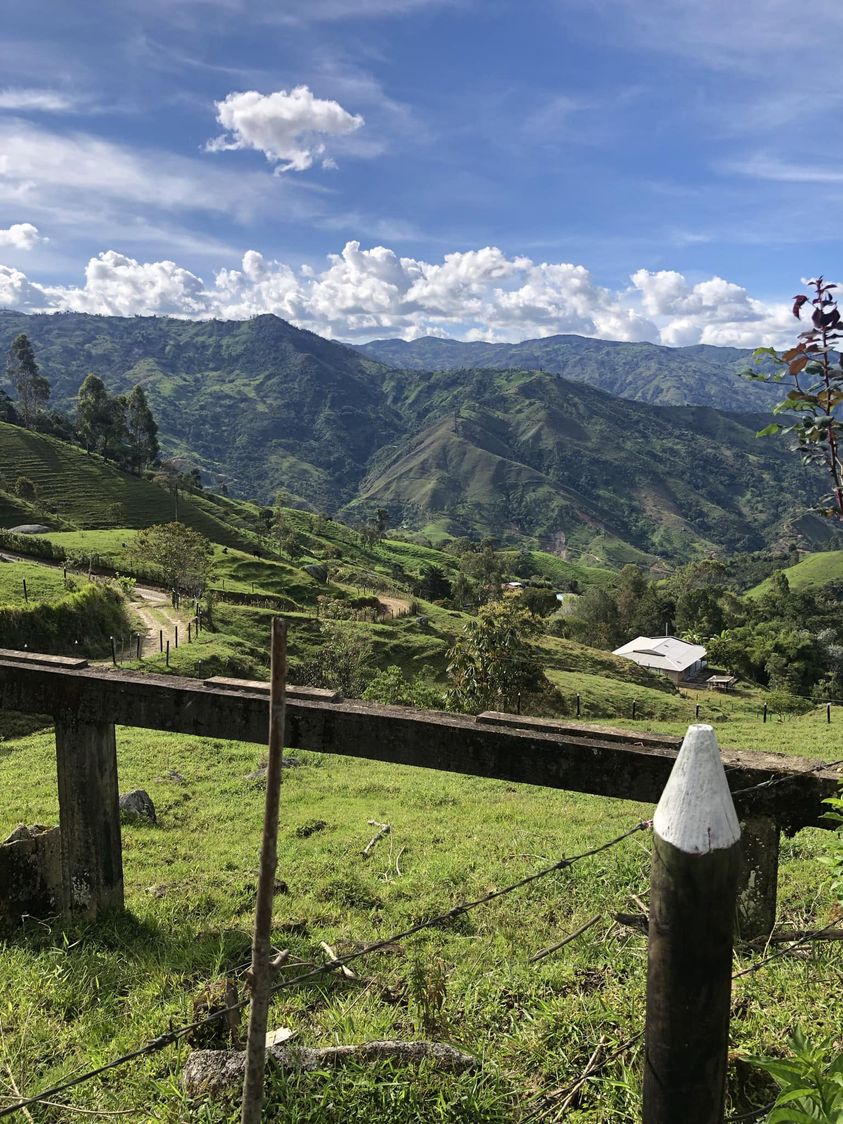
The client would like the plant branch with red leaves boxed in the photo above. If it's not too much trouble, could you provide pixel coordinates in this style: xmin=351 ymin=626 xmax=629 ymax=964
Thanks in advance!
xmin=749 ymin=276 xmax=843 ymax=520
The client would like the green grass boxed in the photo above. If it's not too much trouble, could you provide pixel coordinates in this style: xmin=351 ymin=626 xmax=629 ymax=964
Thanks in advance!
xmin=0 ymin=721 xmax=839 ymax=1121
xmin=0 ymin=560 xmax=72 ymax=607
xmin=0 ymin=422 xmax=255 ymax=548
xmin=748 ymin=550 xmax=843 ymax=597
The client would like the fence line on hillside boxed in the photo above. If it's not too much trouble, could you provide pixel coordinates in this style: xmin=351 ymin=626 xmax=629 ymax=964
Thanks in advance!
xmin=1 ymin=747 xmax=840 ymax=1119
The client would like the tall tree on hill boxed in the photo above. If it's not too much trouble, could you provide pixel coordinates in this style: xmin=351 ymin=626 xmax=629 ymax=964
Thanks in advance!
xmin=124 ymin=385 xmax=159 ymax=471
xmin=77 ymin=373 xmax=110 ymax=452
xmin=76 ymin=374 xmax=127 ymax=461
xmin=7 ymin=333 xmax=49 ymax=429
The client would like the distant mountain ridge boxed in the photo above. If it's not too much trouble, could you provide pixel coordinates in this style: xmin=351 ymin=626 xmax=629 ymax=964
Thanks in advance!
xmin=0 ymin=310 xmax=822 ymax=563
xmin=355 ymin=333 xmax=779 ymax=412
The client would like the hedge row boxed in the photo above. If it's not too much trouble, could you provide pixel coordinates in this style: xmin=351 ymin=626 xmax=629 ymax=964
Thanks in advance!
xmin=0 ymin=583 xmax=133 ymax=656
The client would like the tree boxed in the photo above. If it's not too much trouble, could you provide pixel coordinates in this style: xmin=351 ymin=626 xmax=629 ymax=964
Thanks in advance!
xmin=375 ymin=507 xmax=390 ymax=534
xmin=131 ymin=523 xmax=213 ymax=595
xmin=77 ymin=374 xmax=126 ymax=460
xmin=14 ymin=475 xmax=37 ymax=502
xmin=415 ymin=564 xmax=452 ymax=601
xmin=124 ymin=385 xmax=159 ymax=471
xmin=295 ymin=625 xmax=374 ymax=697
xmin=446 ymin=597 xmax=546 ymax=713
xmin=7 ymin=333 xmax=49 ymax=428
xmin=749 ymin=276 xmax=843 ymax=521
xmin=0 ymin=389 xmax=19 ymax=425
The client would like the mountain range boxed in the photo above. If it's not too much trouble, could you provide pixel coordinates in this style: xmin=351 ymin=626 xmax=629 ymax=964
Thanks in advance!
xmin=0 ymin=310 xmax=825 ymax=563
xmin=356 ymin=334 xmax=780 ymax=411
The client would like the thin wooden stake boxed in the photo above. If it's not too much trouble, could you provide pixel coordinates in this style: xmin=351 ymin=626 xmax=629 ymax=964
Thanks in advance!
xmin=241 ymin=618 xmax=288 ymax=1124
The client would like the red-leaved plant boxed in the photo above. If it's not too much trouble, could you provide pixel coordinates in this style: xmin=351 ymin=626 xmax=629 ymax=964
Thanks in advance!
xmin=749 ymin=276 xmax=843 ymax=520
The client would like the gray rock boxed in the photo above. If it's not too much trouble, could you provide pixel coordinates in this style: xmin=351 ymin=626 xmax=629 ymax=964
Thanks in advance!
xmin=183 ymin=1040 xmax=478 ymax=1098
xmin=303 ymin=563 xmax=328 ymax=583
xmin=119 ymin=789 xmax=156 ymax=824
xmin=7 ymin=524 xmax=51 ymax=535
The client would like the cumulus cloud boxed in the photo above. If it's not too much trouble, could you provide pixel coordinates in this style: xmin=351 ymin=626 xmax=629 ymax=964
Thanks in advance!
xmin=0 ymin=222 xmax=42 ymax=250
xmin=630 ymin=268 xmax=791 ymax=346
xmin=0 ymin=240 xmax=796 ymax=348
xmin=207 ymin=86 xmax=364 ymax=172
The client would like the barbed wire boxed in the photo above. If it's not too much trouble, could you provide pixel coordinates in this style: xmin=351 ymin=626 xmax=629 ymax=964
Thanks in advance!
xmin=0 ymin=820 xmax=651 ymax=1119
xmin=729 ymin=757 xmax=843 ymax=800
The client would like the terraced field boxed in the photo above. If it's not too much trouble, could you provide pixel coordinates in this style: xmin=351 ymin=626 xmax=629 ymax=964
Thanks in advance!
xmin=0 ymin=423 xmax=254 ymax=547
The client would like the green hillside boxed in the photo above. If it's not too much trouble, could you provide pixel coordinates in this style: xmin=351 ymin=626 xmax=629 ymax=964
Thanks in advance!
xmin=357 ymin=333 xmax=780 ymax=411
xmin=354 ymin=367 xmax=820 ymax=559
xmin=0 ymin=422 xmax=256 ymax=547
xmin=748 ymin=550 xmax=843 ymax=597
xmin=0 ymin=312 xmax=824 ymax=562
xmin=0 ymin=310 xmax=395 ymax=510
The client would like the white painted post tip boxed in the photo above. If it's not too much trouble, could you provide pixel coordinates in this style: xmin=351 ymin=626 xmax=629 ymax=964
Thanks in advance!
xmin=653 ymin=724 xmax=740 ymax=855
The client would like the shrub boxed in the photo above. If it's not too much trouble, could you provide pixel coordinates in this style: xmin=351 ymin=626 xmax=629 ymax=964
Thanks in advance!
xmin=0 ymin=583 xmax=133 ymax=656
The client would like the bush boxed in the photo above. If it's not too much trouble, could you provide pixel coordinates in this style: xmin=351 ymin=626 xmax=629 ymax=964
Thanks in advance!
xmin=14 ymin=476 xmax=37 ymax=501
xmin=0 ymin=583 xmax=133 ymax=656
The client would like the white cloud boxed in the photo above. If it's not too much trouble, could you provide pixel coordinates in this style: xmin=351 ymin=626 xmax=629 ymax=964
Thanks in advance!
xmin=0 ymin=222 xmax=42 ymax=250
xmin=0 ymin=240 xmax=798 ymax=348
xmin=0 ymin=119 xmax=312 ymax=238
xmin=630 ymin=268 xmax=792 ymax=347
xmin=207 ymin=86 xmax=364 ymax=172
xmin=0 ymin=88 xmax=77 ymax=112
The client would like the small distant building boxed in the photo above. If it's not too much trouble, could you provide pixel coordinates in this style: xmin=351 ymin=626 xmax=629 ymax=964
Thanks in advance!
xmin=612 ymin=636 xmax=707 ymax=685
xmin=707 ymin=674 xmax=737 ymax=692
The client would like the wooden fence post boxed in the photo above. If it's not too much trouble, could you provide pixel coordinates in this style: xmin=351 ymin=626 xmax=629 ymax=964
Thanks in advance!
xmin=736 ymin=816 xmax=779 ymax=940
xmin=644 ymin=724 xmax=741 ymax=1124
xmin=54 ymin=715 xmax=123 ymax=918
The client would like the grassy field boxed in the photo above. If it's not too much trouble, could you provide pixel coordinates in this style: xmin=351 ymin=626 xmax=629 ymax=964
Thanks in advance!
xmin=748 ymin=550 xmax=843 ymax=597
xmin=0 ymin=718 xmax=839 ymax=1122
xmin=0 ymin=423 xmax=255 ymax=548
xmin=0 ymin=560 xmax=73 ymax=607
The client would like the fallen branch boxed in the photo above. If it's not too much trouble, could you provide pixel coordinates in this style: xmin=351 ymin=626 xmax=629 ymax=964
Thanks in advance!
xmin=529 ymin=915 xmax=601 ymax=963
xmin=362 ymin=821 xmax=391 ymax=857
xmin=745 ymin=927 xmax=843 ymax=946
xmin=554 ymin=1034 xmax=607 ymax=1114
xmin=320 ymin=942 xmax=356 ymax=979
xmin=183 ymin=1040 xmax=478 ymax=1098
xmin=612 ymin=912 xmax=648 ymax=934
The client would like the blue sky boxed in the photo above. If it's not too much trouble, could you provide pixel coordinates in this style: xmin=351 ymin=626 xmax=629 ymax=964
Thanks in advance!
xmin=0 ymin=0 xmax=838 ymax=345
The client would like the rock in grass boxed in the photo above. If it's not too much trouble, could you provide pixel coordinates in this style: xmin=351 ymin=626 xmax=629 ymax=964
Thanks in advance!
xmin=303 ymin=563 xmax=328 ymax=583
xmin=183 ymin=1040 xmax=478 ymax=1098
xmin=119 ymin=789 xmax=156 ymax=824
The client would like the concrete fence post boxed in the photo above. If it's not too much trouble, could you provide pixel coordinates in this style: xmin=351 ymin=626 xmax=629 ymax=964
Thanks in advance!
xmin=54 ymin=715 xmax=123 ymax=918
xmin=736 ymin=815 xmax=779 ymax=940
xmin=644 ymin=724 xmax=741 ymax=1124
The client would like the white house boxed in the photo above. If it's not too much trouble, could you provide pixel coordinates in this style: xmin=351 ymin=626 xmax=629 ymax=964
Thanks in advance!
xmin=612 ymin=636 xmax=707 ymax=685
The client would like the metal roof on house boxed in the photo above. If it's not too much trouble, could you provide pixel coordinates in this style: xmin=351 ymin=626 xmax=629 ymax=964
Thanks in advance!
xmin=612 ymin=636 xmax=707 ymax=673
